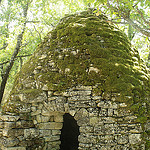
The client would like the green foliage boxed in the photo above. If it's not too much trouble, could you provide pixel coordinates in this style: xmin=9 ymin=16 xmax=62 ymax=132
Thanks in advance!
xmin=146 ymin=140 xmax=150 ymax=150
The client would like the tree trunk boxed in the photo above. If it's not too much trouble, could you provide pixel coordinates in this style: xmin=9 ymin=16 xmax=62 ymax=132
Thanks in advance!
xmin=0 ymin=2 xmax=29 ymax=104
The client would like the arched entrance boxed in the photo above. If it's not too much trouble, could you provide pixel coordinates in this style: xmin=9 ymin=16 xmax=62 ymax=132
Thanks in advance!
xmin=60 ymin=113 xmax=80 ymax=150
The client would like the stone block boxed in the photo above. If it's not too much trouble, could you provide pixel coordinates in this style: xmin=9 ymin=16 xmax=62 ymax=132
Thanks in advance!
xmin=49 ymin=116 xmax=54 ymax=122
xmin=44 ymin=135 xmax=60 ymax=142
xmin=113 ymin=109 xmax=118 ymax=115
xmin=108 ymin=108 xmax=113 ymax=116
xmin=48 ymin=97 xmax=57 ymax=101
xmin=129 ymin=134 xmax=141 ymax=144
xmin=104 ymin=135 xmax=115 ymax=145
xmin=88 ymin=109 xmax=98 ymax=117
xmin=33 ymin=119 xmax=38 ymax=124
xmin=0 ymin=122 xmax=4 ymax=128
xmin=52 ymin=122 xmax=63 ymax=130
xmin=43 ymin=101 xmax=57 ymax=112
xmin=32 ymin=103 xmax=39 ymax=107
xmin=3 ymin=129 xmax=24 ymax=137
xmin=53 ymin=91 xmax=63 ymax=96
xmin=124 ymin=116 xmax=137 ymax=122
xmin=39 ymin=129 xmax=52 ymax=136
xmin=36 ymin=115 xmax=42 ymax=123
xmin=63 ymin=103 xmax=69 ymax=112
xmin=54 ymin=115 xmax=63 ymax=122
xmin=117 ymin=108 xmax=131 ymax=117
xmin=104 ymin=124 xmax=116 ymax=134
xmin=41 ymin=116 xmax=50 ymax=122
xmin=119 ymin=103 xmax=127 ymax=107
xmin=31 ymin=109 xmax=41 ymax=116
xmin=24 ymin=128 xmax=39 ymax=138
xmin=92 ymin=96 xmax=102 ymax=100
xmin=90 ymin=117 xmax=99 ymax=125
xmin=69 ymin=110 xmax=76 ymax=116
xmin=19 ymin=92 xmax=47 ymax=103
xmin=66 ymin=90 xmax=91 ymax=96
xmin=73 ymin=101 xmax=90 ymax=108
xmin=0 ymin=130 xmax=2 ymax=137
xmin=38 ymin=122 xmax=63 ymax=130
xmin=102 ymin=117 xmax=115 ymax=123
xmin=78 ymin=135 xmax=97 ymax=144
xmin=1 ymin=137 xmax=19 ymax=147
xmin=94 ymin=126 xmax=105 ymax=135
xmin=80 ymin=126 xmax=93 ymax=133
xmin=0 ymin=115 xmax=20 ymax=122
xmin=13 ymin=129 xmax=24 ymax=137
xmin=52 ymin=130 xmax=61 ymax=135
xmin=38 ymin=103 xmax=43 ymax=109
xmin=97 ymin=101 xmax=117 ymax=109
xmin=117 ymin=135 xmax=128 ymax=144
xmin=47 ymin=141 xmax=61 ymax=149
xmin=98 ymin=108 xmax=108 ymax=117
xmin=15 ymin=120 xmax=34 ymax=128
xmin=4 ymin=122 xmax=16 ymax=129
xmin=79 ymin=143 xmax=92 ymax=149
xmin=2 ymin=147 xmax=26 ymax=150
xmin=19 ymin=113 xmax=31 ymax=120
xmin=31 ymin=106 xmax=37 ymax=112
xmin=74 ymin=108 xmax=89 ymax=126
xmin=68 ymin=96 xmax=91 ymax=101
xmin=145 ymin=122 xmax=150 ymax=131
xmin=48 ymin=91 xmax=53 ymax=97
xmin=129 ymin=129 xmax=142 ymax=134
xmin=42 ymin=84 xmax=48 ymax=91
xmin=3 ymin=129 xmax=10 ymax=137
xmin=62 ymin=91 xmax=70 ymax=97
xmin=41 ymin=109 xmax=50 ymax=116
xmin=75 ymin=85 xmax=93 ymax=91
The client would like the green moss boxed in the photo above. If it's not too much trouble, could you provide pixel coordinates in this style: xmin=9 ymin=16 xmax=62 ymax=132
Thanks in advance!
xmin=19 ymin=89 xmax=43 ymax=98
xmin=146 ymin=130 xmax=150 ymax=136
xmin=4 ymin=9 xmax=150 ymax=134
xmin=137 ymin=116 xmax=148 ymax=123
xmin=2 ymin=99 xmax=24 ymax=114
xmin=146 ymin=140 xmax=150 ymax=150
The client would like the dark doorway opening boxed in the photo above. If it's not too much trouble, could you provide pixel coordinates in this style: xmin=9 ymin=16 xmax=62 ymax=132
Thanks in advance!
xmin=60 ymin=113 xmax=80 ymax=150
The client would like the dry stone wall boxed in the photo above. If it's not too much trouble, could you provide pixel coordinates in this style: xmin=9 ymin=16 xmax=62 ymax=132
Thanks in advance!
xmin=0 ymin=112 xmax=44 ymax=150
xmin=0 ymin=85 xmax=146 ymax=149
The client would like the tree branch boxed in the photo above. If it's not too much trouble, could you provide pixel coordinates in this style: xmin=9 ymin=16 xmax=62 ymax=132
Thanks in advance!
xmin=136 ymin=7 xmax=150 ymax=26
xmin=110 ymin=20 xmax=129 ymax=24
xmin=106 ymin=0 xmax=150 ymax=37
xmin=0 ymin=1 xmax=30 ymax=103
xmin=0 ymin=54 xmax=32 ymax=66
xmin=0 ymin=43 xmax=8 ymax=50
xmin=125 ymin=18 xmax=150 ymax=37
xmin=135 ymin=20 xmax=150 ymax=31
xmin=0 ymin=65 xmax=4 ymax=80
xmin=26 ymin=20 xmax=40 ymax=23
xmin=33 ymin=25 xmax=42 ymax=41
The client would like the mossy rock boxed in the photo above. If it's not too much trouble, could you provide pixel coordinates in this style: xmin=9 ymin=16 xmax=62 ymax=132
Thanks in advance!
xmin=2 ymin=9 xmax=150 ymax=121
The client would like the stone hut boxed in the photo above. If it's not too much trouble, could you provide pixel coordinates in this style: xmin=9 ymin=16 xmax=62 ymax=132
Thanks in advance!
xmin=0 ymin=9 xmax=150 ymax=150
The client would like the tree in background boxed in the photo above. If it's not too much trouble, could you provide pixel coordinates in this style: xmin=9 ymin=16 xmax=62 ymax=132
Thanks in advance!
xmin=0 ymin=0 xmax=85 ymax=103
xmin=0 ymin=0 xmax=33 ymax=103
xmin=87 ymin=0 xmax=150 ymax=63
xmin=0 ymin=0 xmax=149 ymax=104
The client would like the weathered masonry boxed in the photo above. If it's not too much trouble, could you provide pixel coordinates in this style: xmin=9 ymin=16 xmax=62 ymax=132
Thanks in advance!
xmin=0 ymin=9 xmax=150 ymax=150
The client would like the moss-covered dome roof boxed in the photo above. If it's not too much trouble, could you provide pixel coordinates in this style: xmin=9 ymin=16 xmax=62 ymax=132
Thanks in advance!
xmin=3 ymin=9 xmax=150 ymax=121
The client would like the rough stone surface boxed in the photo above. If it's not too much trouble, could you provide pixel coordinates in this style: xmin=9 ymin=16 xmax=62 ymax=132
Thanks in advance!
xmin=0 ymin=9 xmax=150 ymax=150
